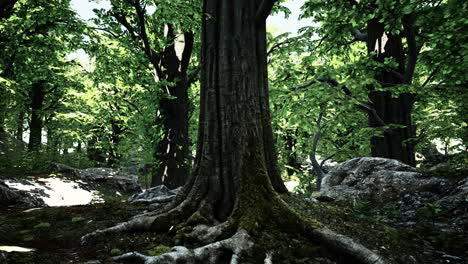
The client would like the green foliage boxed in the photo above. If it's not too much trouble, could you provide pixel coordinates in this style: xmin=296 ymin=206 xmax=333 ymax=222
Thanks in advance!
xmin=417 ymin=202 xmax=443 ymax=226
xmin=267 ymin=0 xmax=467 ymax=184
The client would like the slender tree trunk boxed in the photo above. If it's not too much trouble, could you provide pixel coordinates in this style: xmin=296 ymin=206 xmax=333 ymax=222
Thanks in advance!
xmin=46 ymin=126 xmax=58 ymax=155
xmin=108 ymin=119 xmax=123 ymax=166
xmin=16 ymin=110 xmax=24 ymax=142
xmin=284 ymin=131 xmax=301 ymax=178
xmin=28 ymin=82 xmax=45 ymax=152
xmin=367 ymin=19 xmax=416 ymax=166
xmin=76 ymin=141 xmax=82 ymax=153
xmin=87 ymin=126 xmax=106 ymax=163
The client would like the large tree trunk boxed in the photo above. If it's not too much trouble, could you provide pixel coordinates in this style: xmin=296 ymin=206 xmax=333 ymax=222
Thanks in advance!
xmin=181 ymin=0 xmax=288 ymax=220
xmin=28 ymin=82 xmax=45 ymax=152
xmin=82 ymin=2 xmax=387 ymax=263
xmin=367 ymin=19 xmax=416 ymax=166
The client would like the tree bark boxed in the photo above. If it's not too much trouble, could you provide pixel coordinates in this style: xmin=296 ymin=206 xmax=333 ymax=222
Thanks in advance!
xmin=366 ymin=19 xmax=416 ymax=166
xmin=284 ymin=131 xmax=301 ymax=178
xmin=108 ymin=118 xmax=123 ymax=166
xmin=110 ymin=1 xmax=194 ymax=188
xmin=16 ymin=110 xmax=24 ymax=142
xmin=87 ymin=126 xmax=106 ymax=163
xmin=150 ymin=29 xmax=192 ymax=189
xmin=28 ymin=82 xmax=45 ymax=152
xmin=177 ymin=0 xmax=288 ymax=221
xmin=82 ymin=2 xmax=389 ymax=263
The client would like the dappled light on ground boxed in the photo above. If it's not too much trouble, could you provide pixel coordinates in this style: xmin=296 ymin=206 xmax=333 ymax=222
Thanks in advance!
xmin=4 ymin=177 xmax=102 ymax=206
xmin=284 ymin=181 xmax=299 ymax=192
xmin=0 ymin=246 xmax=35 ymax=252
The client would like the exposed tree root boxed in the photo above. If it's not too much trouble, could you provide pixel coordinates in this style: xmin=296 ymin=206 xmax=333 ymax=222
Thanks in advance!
xmin=81 ymin=193 xmax=196 ymax=245
xmin=185 ymin=220 xmax=236 ymax=243
xmin=112 ymin=229 xmax=253 ymax=264
xmin=313 ymin=227 xmax=386 ymax=264
xmin=81 ymin=215 xmax=158 ymax=245
xmin=82 ymin=192 xmax=389 ymax=264
xmin=130 ymin=195 xmax=176 ymax=204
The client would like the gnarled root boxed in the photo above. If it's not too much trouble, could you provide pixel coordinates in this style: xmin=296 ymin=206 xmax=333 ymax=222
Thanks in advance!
xmin=112 ymin=228 xmax=253 ymax=264
xmin=313 ymin=227 xmax=386 ymax=264
xmin=81 ymin=215 xmax=158 ymax=245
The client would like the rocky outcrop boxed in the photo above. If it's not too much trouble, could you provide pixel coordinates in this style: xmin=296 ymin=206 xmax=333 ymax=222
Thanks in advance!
xmin=53 ymin=163 xmax=141 ymax=194
xmin=0 ymin=179 xmax=45 ymax=207
xmin=313 ymin=157 xmax=467 ymax=263
xmin=315 ymin=157 xmax=467 ymax=230
xmin=0 ymin=164 xmax=142 ymax=208
xmin=128 ymin=185 xmax=181 ymax=204
xmin=318 ymin=157 xmax=452 ymax=202
xmin=80 ymin=168 xmax=141 ymax=193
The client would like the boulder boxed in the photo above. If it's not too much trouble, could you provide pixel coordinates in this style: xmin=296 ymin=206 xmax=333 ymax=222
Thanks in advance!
xmin=80 ymin=168 xmax=141 ymax=193
xmin=315 ymin=157 xmax=467 ymax=233
xmin=0 ymin=179 xmax=45 ymax=207
xmin=53 ymin=163 xmax=141 ymax=194
xmin=319 ymin=157 xmax=451 ymax=202
xmin=436 ymin=177 xmax=468 ymax=230
xmin=128 ymin=185 xmax=182 ymax=204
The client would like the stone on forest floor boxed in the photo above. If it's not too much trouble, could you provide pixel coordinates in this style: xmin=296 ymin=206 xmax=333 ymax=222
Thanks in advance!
xmin=319 ymin=157 xmax=451 ymax=203
xmin=0 ymin=164 xmax=142 ymax=207
xmin=0 ymin=179 xmax=46 ymax=207
xmin=315 ymin=157 xmax=468 ymax=233
xmin=128 ymin=185 xmax=182 ymax=204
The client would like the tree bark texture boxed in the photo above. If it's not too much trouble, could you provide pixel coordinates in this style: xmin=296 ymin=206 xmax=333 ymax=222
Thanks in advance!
xmin=367 ymin=19 xmax=416 ymax=166
xmin=172 ymin=0 xmax=288 ymax=222
xmin=81 ymin=3 xmax=390 ymax=262
xmin=150 ymin=29 xmax=193 ymax=189
xmin=0 ymin=54 xmax=15 ymax=134
xmin=16 ymin=110 xmax=24 ymax=142
xmin=28 ymin=82 xmax=45 ymax=152
xmin=108 ymin=118 xmax=123 ymax=166
xmin=284 ymin=132 xmax=301 ymax=178
xmin=111 ymin=1 xmax=193 ymax=188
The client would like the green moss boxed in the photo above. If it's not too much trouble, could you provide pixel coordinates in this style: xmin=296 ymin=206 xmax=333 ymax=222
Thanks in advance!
xmin=147 ymin=245 xmax=172 ymax=256
xmin=186 ymin=211 xmax=209 ymax=226
xmin=22 ymin=234 xmax=34 ymax=241
xmin=33 ymin=222 xmax=51 ymax=229
xmin=71 ymin=216 xmax=84 ymax=222
xmin=110 ymin=248 xmax=123 ymax=256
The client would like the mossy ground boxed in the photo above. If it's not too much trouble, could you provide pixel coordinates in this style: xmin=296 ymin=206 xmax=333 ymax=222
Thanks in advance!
xmin=1 ymin=193 xmax=464 ymax=263
xmin=0 ymin=200 xmax=173 ymax=263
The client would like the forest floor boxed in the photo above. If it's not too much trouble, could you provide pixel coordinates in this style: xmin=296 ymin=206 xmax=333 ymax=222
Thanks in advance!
xmin=1 ymin=188 xmax=465 ymax=264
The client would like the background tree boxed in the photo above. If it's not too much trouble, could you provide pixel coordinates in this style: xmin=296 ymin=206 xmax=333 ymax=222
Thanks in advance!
xmin=294 ymin=0 xmax=467 ymax=166
xmin=89 ymin=0 xmax=201 ymax=188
